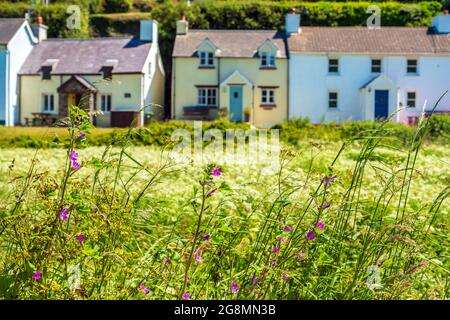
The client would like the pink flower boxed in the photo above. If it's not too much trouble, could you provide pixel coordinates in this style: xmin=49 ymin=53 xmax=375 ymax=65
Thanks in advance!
xmin=271 ymin=259 xmax=277 ymax=267
xmin=316 ymin=220 xmax=325 ymax=230
xmin=212 ymin=167 xmax=222 ymax=178
xmin=284 ymin=225 xmax=292 ymax=233
xmin=231 ymin=281 xmax=239 ymax=293
xmin=182 ymin=292 xmax=190 ymax=300
xmin=273 ymin=247 xmax=280 ymax=254
xmin=60 ymin=208 xmax=70 ymax=221
xmin=283 ymin=273 xmax=290 ymax=281
xmin=195 ymin=250 xmax=203 ymax=263
xmin=76 ymin=233 xmax=85 ymax=243
xmin=278 ymin=237 xmax=286 ymax=243
xmin=32 ymin=270 xmax=41 ymax=280
xmin=72 ymin=161 xmax=81 ymax=170
xmin=139 ymin=284 xmax=150 ymax=294
xmin=252 ymin=275 xmax=258 ymax=284
xmin=69 ymin=151 xmax=78 ymax=162
xmin=306 ymin=230 xmax=315 ymax=241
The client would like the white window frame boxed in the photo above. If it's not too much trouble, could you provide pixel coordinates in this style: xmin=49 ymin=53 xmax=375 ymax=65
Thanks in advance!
xmin=42 ymin=94 xmax=55 ymax=113
xmin=197 ymin=88 xmax=217 ymax=106
xmin=328 ymin=91 xmax=338 ymax=109
xmin=199 ymin=51 xmax=214 ymax=67
xmin=100 ymin=94 xmax=112 ymax=113
xmin=261 ymin=88 xmax=275 ymax=105
xmin=406 ymin=91 xmax=416 ymax=108
xmin=328 ymin=58 xmax=339 ymax=74
xmin=406 ymin=59 xmax=418 ymax=75
xmin=371 ymin=58 xmax=382 ymax=73
xmin=261 ymin=52 xmax=276 ymax=68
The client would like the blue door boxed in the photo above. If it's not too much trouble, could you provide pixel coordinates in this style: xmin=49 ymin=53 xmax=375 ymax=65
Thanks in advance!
xmin=374 ymin=90 xmax=389 ymax=119
xmin=229 ymin=86 xmax=243 ymax=122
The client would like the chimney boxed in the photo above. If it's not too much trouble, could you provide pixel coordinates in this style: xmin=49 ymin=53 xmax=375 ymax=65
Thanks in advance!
xmin=176 ymin=16 xmax=189 ymax=35
xmin=432 ymin=9 xmax=450 ymax=34
xmin=285 ymin=8 xmax=301 ymax=36
xmin=140 ymin=20 xmax=158 ymax=43
xmin=32 ymin=15 xmax=48 ymax=43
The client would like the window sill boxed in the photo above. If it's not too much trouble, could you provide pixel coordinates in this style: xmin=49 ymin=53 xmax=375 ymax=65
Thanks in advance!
xmin=406 ymin=73 xmax=419 ymax=76
xmin=260 ymin=104 xmax=276 ymax=109
xmin=327 ymin=72 xmax=340 ymax=76
xmin=260 ymin=66 xmax=277 ymax=70
xmin=198 ymin=66 xmax=215 ymax=69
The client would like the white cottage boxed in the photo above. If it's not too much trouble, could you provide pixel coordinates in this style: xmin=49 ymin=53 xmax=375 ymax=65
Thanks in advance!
xmin=287 ymin=11 xmax=450 ymax=124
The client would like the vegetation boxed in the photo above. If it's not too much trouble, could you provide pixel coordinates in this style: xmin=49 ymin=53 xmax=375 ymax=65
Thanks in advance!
xmin=0 ymin=106 xmax=448 ymax=299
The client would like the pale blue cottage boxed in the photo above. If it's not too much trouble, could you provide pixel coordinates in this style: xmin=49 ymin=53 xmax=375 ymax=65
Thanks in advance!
xmin=0 ymin=18 xmax=39 ymax=126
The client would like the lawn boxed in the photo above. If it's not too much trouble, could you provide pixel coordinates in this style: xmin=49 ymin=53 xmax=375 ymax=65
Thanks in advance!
xmin=0 ymin=117 xmax=448 ymax=299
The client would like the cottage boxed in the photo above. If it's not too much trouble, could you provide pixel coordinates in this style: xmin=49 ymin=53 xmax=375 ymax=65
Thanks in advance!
xmin=18 ymin=20 xmax=165 ymax=127
xmin=0 ymin=18 xmax=40 ymax=126
xmin=287 ymin=10 xmax=450 ymax=124
xmin=171 ymin=17 xmax=288 ymax=128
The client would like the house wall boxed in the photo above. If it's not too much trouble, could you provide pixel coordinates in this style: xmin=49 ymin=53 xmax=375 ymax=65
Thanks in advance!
xmin=289 ymin=54 xmax=450 ymax=123
xmin=20 ymin=74 xmax=144 ymax=126
xmin=0 ymin=48 xmax=7 ymax=125
xmin=172 ymin=56 xmax=288 ymax=128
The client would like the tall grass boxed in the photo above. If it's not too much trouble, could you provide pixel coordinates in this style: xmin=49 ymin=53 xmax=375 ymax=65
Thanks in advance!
xmin=0 ymin=101 xmax=448 ymax=299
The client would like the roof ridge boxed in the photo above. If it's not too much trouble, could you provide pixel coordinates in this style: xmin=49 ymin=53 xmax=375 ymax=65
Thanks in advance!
xmin=43 ymin=36 xmax=135 ymax=42
xmin=189 ymin=29 xmax=278 ymax=32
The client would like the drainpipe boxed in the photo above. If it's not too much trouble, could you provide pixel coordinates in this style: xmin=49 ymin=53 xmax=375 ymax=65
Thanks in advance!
xmin=5 ymin=49 xmax=10 ymax=126
xmin=217 ymin=56 xmax=221 ymax=119
xmin=171 ymin=56 xmax=176 ymax=119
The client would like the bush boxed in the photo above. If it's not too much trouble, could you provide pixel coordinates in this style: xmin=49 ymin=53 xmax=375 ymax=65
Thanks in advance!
xmin=427 ymin=114 xmax=450 ymax=139
xmin=103 ymin=0 xmax=133 ymax=13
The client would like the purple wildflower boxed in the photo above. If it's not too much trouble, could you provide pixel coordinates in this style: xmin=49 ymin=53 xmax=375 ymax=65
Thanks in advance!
xmin=306 ymin=230 xmax=315 ymax=241
xmin=317 ymin=220 xmax=325 ymax=230
xmin=271 ymin=259 xmax=277 ymax=267
xmin=207 ymin=188 xmax=217 ymax=198
xmin=195 ymin=250 xmax=203 ymax=263
xmin=78 ymin=132 xmax=86 ymax=139
xmin=211 ymin=167 xmax=222 ymax=178
xmin=278 ymin=237 xmax=286 ymax=243
xmin=139 ymin=284 xmax=150 ymax=294
xmin=284 ymin=225 xmax=292 ymax=233
xmin=69 ymin=151 xmax=78 ymax=162
xmin=165 ymin=257 xmax=171 ymax=264
xmin=76 ymin=233 xmax=85 ymax=243
xmin=322 ymin=175 xmax=337 ymax=185
xmin=323 ymin=204 xmax=331 ymax=209
xmin=273 ymin=247 xmax=280 ymax=254
xmin=283 ymin=273 xmax=290 ymax=281
xmin=72 ymin=160 xmax=81 ymax=170
xmin=202 ymin=234 xmax=211 ymax=241
xmin=205 ymin=182 xmax=212 ymax=187
xmin=252 ymin=275 xmax=258 ymax=284
xmin=182 ymin=292 xmax=190 ymax=300
xmin=60 ymin=208 xmax=70 ymax=221
xmin=32 ymin=270 xmax=41 ymax=280
xmin=231 ymin=281 xmax=239 ymax=293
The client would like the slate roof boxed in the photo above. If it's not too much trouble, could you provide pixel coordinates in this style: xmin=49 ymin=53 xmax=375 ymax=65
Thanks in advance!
xmin=19 ymin=37 xmax=152 ymax=75
xmin=288 ymin=27 xmax=450 ymax=55
xmin=0 ymin=18 xmax=26 ymax=45
xmin=173 ymin=30 xmax=288 ymax=58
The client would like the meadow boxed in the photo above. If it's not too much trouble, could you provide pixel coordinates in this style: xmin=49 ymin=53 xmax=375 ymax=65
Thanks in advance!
xmin=0 ymin=109 xmax=448 ymax=300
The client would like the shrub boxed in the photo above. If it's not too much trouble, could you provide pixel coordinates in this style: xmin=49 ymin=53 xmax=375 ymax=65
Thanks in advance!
xmin=103 ymin=0 xmax=133 ymax=13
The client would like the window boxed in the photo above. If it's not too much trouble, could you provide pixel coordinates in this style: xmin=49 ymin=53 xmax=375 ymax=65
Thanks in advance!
xmin=407 ymin=92 xmax=416 ymax=108
xmin=261 ymin=52 xmax=276 ymax=68
xmin=42 ymin=94 xmax=54 ymax=112
xmin=328 ymin=58 xmax=339 ymax=73
xmin=261 ymin=89 xmax=275 ymax=105
xmin=42 ymin=67 xmax=52 ymax=80
xmin=199 ymin=51 xmax=214 ymax=67
xmin=100 ymin=94 xmax=112 ymax=112
xmin=407 ymin=59 xmax=417 ymax=74
xmin=329 ymin=92 xmax=338 ymax=108
xmin=124 ymin=93 xmax=131 ymax=98
xmin=371 ymin=59 xmax=381 ymax=73
xmin=198 ymin=88 xmax=217 ymax=106
xmin=103 ymin=67 xmax=113 ymax=80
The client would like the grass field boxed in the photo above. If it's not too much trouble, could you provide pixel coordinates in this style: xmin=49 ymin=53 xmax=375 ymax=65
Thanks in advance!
xmin=0 ymin=115 xmax=449 ymax=299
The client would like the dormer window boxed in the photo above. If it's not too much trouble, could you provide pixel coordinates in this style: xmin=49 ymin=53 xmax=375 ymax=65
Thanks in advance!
xmin=42 ymin=66 xmax=52 ymax=80
xmin=261 ymin=52 xmax=276 ymax=68
xmin=102 ymin=67 xmax=113 ymax=80
xmin=199 ymin=51 xmax=214 ymax=67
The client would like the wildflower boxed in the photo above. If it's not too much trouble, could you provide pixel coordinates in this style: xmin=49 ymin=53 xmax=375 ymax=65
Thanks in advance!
xmin=323 ymin=204 xmax=331 ymax=209
xmin=207 ymin=188 xmax=217 ymax=198
xmin=202 ymin=234 xmax=211 ymax=241
xmin=165 ymin=257 xmax=171 ymax=264
xmin=284 ymin=225 xmax=292 ymax=233
xmin=76 ymin=233 xmax=85 ymax=243
xmin=317 ymin=220 xmax=325 ymax=230
xmin=306 ymin=230 xmax=315 ymax=241
xmin=212 ymin=167 xmax=222 ymax=178
xmin=69 ymin=151 xmax=81 ymax=170
xmin=32 ymin=270 xmax=41 ymax=280
xmin=182 ymin=292 xmax=190 ymax=300
xmin=273 ymin=247 xmax=280 ymax=254
xmin=72 ymin=160 xmax=81 ymax=170
xmin=78 ymin=132 xmax=86 ymax=139
xmin=195 ymin=250 xmax=203 ymax=263
xmin=278 ymin=237 xmax=286 ymax=243
xmin=271 ymin=259 xmax=277 ymax=267
xmin=60 ymin=208 xmax=70 ymax=221
xmin=139 ymin=285 xmax=150 ymax=295
xmin=322 ymin=175 xmax=337 ymax=185
xmin=231 ymin=281 xmax=239 ymax=293
xmin=205 ymin=182 xmax=212 ymax=187
xmin=283 ymin=273 xmax=290 ymax=281
xmin=252 ymin=275 xmax=258 ymax=285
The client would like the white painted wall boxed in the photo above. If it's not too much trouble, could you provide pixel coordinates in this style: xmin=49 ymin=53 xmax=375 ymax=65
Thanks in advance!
xmin=289 ymin=53 xmax=450 ymax=123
